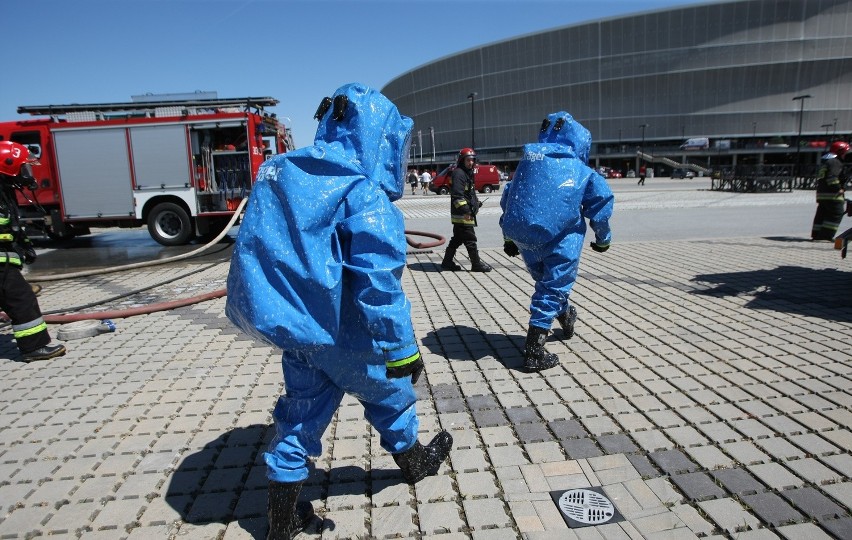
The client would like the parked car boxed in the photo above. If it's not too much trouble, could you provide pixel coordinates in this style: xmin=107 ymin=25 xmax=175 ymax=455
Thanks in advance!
xmin=626 ymin=169 xmax=636 ymax=178
xmin=671 ymin=168 xmax=696 ymax=179
xmin=680 ymin=137 xmax=710 ymax=150
xmin=598 ymin=166 xmax=623 ymax=179
xmin=429 ymin=163 xmax=501 ymax=194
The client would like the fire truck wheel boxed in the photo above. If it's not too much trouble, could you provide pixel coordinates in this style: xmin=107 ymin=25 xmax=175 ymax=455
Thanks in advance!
xmin=148 ymin=202 xmax=194 ymax=246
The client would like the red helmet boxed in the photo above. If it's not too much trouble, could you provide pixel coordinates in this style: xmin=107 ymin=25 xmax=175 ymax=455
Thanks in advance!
xmin=829 ymin=141 xmax=849 ymax=158
xmin=457 ymin=147 xmax=476 ymax=165
xmin=0 ymin=141 xmax=30 ymax=176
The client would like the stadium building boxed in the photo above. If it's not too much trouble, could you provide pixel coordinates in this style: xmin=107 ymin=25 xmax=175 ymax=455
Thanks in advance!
xmin=382 ymin=0 xmax=852 ymax=177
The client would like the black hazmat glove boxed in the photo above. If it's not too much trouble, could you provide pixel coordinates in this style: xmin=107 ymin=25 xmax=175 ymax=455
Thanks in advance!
xmin=590 ymin=241 xmax=610 ymax=253
xmin=23 ymin=247 xmax=37 ymax=264
xmin=386 ymin=350 xmax=425 ymax=384
xmin=504 ymin=240 xmax=519 ymax=257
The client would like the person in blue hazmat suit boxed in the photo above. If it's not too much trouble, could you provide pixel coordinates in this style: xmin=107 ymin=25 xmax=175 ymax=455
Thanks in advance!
xmin=500 ymin=112 xmax=614 ymax=371
xmin=225 ymin=83 xmax=452 ymax=540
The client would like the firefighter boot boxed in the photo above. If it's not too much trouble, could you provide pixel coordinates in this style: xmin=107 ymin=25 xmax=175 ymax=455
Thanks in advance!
xmin=523 ymin=326 xmax=559 ymax=372
xmin=556 ymin=306 xmax=577 ymax=340
xmin=393 ymin=431 xmax=453 ymax=485
xmin=441 ymin=246 xmax=462 ymax=271
xmin=22 ymin=343 xmax=66 ymax=362
xmin=469 ymin=248 xmax=492 ymax=272
xmin=267 ymin=480 xmax=314 ymax=540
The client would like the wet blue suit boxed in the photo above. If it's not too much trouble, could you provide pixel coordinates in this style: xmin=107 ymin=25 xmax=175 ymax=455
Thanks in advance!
xmin=226 ymin=83 xmax=419 ymax=483
xmin=500 ymin=112 xmax=614 ymax=330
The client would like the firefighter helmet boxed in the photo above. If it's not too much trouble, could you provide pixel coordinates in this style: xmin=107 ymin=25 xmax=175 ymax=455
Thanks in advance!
xmin=829 ymin=141 xmax=849 ymax=158
xmin=0 ymin=141 xmax=30 ymax=177
xmin=457 ymin=147 xmax=476 ymax=165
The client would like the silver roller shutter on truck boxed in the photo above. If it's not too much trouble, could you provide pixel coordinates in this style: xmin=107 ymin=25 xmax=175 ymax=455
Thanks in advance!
xmin=52 ymin=125 xmax=190 ymax=219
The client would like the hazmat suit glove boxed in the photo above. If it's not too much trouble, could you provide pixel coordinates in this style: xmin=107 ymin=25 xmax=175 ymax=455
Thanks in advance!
xmin=504 ymin=240 xmax=520 ymax=257
xmin=590 ymin=241 xmax=610 ymax=253
xmin=386 ymin=350 xmax=425 ymax=385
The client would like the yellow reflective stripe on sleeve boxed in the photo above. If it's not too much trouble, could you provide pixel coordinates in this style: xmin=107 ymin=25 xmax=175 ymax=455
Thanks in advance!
xmin=0 ymin=233 xmax=14 ymax=241
xmin=0 ymin=217 xmax=10 ymax=225
xmin=0 ymin=255 xmax=22 ymax=266
xmin=451 ymin=215 xmax=476 ymax=225
xmin=386 ymin=351 xmax=421 ymax=368
xmin=13 ymin=322 xmax=48 ymax=339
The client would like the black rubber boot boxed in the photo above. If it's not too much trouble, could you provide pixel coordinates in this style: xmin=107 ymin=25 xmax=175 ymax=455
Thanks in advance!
xmin=267 ymin=480 xmax=314 ymax=540
xmin=555 ymin=306 xmax=577 ymax=340
xmin=22 ymin=343 xmax=66 ymax=361
xmin=392 ymin=431 xmax=453 ymax=485
xmin=523 ymin=326 xmax=559 ymax=371
xmin=441 ymin=246 xmax=462 ymax=271
xmin=469 ymin=249 xmax=492 ymax=272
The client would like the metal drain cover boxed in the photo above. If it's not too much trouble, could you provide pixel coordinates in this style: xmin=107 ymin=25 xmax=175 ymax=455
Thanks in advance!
xmin=550 ymin=487 xmax=624 ymax=528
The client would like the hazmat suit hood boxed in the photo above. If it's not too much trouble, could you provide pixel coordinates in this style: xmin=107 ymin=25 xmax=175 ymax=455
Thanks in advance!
xmin=538 ymin=111 xmax=591 ymax=164
xmin=314 ymin=83 xmax=413 ymax=201
xmin=226 ymin=83 xmax=419 ymax=354
xmin=500 ymin=110 xmax=613 ymax=249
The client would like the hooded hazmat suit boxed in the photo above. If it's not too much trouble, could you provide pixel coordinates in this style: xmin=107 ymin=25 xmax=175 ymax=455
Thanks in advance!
xmin=225 ymin=83 xmax=423 ymax=483
xmin=500 ymin=111 xmax=614 ymax=330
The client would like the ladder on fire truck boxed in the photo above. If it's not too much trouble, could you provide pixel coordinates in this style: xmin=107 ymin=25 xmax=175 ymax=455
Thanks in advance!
xmin=17 ymin=97 xmax=279 ymax=120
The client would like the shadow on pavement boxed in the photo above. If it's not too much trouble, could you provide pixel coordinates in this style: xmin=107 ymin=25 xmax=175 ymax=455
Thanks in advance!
xmin=691 ymin=265 xmax=852 ymax=320
xmin=407 ymin=261 xmax=444 ymax=273
xmin=762 ymin=236 xmax=814 ymax=243
xmin=167 ymin=425 xmax=416 ymax=538
xmin=422 ymin=324 xmax=526 ymax=370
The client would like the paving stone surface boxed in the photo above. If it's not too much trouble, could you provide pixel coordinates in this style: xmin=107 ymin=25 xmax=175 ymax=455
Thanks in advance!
xmin=1 ymin=228 xmax=850 ymax=538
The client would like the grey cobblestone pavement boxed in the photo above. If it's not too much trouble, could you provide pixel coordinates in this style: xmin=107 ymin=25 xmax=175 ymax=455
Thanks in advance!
xmin=1 ymin=232 xmax=850 ymax=539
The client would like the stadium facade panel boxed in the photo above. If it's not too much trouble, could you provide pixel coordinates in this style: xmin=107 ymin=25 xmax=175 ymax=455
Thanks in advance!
xmin=382 ymin=0 xmax=852 ymax=170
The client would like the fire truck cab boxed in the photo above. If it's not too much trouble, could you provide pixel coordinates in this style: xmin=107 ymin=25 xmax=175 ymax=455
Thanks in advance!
xmin=1 ymin=96 xmax=293 ymax=245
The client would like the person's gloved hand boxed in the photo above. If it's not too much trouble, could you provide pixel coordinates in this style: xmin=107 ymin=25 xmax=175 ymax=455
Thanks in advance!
xmin=504 ymin=240 xmax=519 ymax=257
xmin=387 ymin=351 xmax=425 ymax=384
xmin=590 ymin=241 xmax=610 ymax=253
xmin=23 ymin=247 xmax=37 ymax=264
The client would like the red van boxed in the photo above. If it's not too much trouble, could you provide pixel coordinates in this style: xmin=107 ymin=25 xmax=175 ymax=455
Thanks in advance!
xmin=429 ymin=163 xmax=501 ymax=194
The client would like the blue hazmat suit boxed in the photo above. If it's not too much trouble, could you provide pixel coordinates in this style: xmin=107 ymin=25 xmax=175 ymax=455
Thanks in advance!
xmin=225 ymin=83 xmax=420 ymax=483
xmin=500 ymin=111 xmax=614 ymax=330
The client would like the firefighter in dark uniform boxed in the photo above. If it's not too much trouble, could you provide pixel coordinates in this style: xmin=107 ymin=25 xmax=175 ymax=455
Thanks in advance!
xmin=812 ymin=141 xmax=849 ymax=241
xmin=0 ymin=141 xmax=66 ymax=361
xmin=440 ymin=148 xmax=492 ymax=272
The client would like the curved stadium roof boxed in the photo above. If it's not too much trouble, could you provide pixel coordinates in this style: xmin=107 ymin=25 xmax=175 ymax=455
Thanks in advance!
xmin=382 ymin=0 xmax=852 ymax=167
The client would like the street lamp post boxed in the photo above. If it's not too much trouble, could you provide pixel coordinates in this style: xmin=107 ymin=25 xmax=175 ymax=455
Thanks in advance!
xmin=637 ymin=123 xmax=648 ymax=172
xmin=792 ymin=94 xmax=811 ymax=179
xmin=821 ymin=123 xmax=833 ymax=143
xmin=429 ymin=126 xmax=435 ymax=170
xmin=467 ymin=92 xmax=477 ymax=150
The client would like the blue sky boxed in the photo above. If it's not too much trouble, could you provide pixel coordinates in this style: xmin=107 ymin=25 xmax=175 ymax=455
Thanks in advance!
xmin=4 ymin=0 xmax=709 ymax=148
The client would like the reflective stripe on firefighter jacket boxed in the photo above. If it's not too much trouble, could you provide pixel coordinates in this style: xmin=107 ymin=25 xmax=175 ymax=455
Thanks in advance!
xmin=450 ymin=165 xmax=478 ymax=226
xmin=0 ymin=202 xmax=26 ymax=268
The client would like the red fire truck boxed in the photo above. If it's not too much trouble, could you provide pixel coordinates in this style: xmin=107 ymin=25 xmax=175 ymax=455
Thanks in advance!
xmin=0 ymin=96 xmax=294 ymax=245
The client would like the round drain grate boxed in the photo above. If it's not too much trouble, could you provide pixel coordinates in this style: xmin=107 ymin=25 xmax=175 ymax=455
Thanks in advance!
xmin=557 ymin=488 xmax=615 ymax=525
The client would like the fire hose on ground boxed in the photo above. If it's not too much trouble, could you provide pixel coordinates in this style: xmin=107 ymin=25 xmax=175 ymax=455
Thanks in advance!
xmin=2 ymin=196 xmax=446 ymax=333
